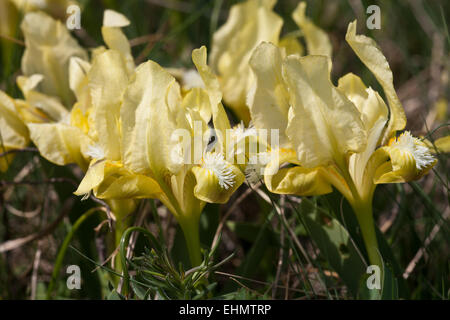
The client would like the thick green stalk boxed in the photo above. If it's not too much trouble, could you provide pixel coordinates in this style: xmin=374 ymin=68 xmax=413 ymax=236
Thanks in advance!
xmin=351 ymin=198 xmax=383 ymax=271
xmin=178 ymin=214 xmax=202 ymax=268
xmin=107 ymin=199 xmax=136 ymax=284
xmin=335 ymin=158 xmax=383 ymax=270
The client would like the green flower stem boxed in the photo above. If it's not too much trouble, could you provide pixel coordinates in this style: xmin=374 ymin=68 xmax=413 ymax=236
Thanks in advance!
xmin=178 ymin=214 xmax=202 ymax=268
xmin=351 ymin=198 xmax=383 ymax=272
xmin=108 ymin=199 xmax=136 ymax=248
xmin=335 ymin=158 xmax=383 ymax=273
xmin=113 ymin=217 xmax=133 ymax=285
xmin=107 ymin=199 xmax=137 ymax=284
xmin=46 ymin=207 xmax=105 ymax=300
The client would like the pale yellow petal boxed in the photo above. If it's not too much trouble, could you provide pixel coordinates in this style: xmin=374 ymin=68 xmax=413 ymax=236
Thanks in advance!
xmin=103 ymin=9 xmax=130 ymax=27
xmin=337 ymin=73 xmax=388 ymax=132
xmin=266 ymin=166 xmax=332 ymax=196
xmin=17 ymin=74 xmax=44 ymax=97
xmin=20 ymin=11 xmax=88 ymax=106
xmin=192 ymin=46 xmax=222 ymax=112
xmin=337 ymin=73 xmax=368 ymax=114
xmin=96 ymin=174 xmax=161 ymax=200
xmin=210 ymin=0 xmax=283 ymax=122
xmin=346 ymin=20 xmax=406 ymax=144
xmin=283 ymin=55 xmax=366 ymax=168
xmin=263 ymin=148 xmax=332 ymax=196
xmin=374 ymin=132 xmax=436 ymax=184
xmin=423 ymin=136 xmax=450 ymax=154
xmin=74 ymin=160 xmax=107 ymax=196
xmin=28 ymin=122 xmax=91 ymax=169
xmin=181 ymin=88 xmax=212 ymax=124
xmin=0 ymin=91 xmax=29 ymax=171
xmin=192 ymin=46 xmax=231 ymax=151
xmin=89 ymin=50 xmax=128 ymax=161
xmin=292 ymin=2 xmax=332 ymax=58
xmin=121 ymin=60 xmax=181 ymax=175
xmin=17 ymin=76 xmax=69 ymax=122
xmin=101 ymin=26 xmax=134 ymax=73
xmin=278 ymin=35 xmax=304 ymax=57
xmin=13 ymin=99 xmax=49 ymax=124
xmin=248 ymin=42 xmax=290 ymax=147
xmin=69 ymin=57 xmax=91 ymax=113
xmin=0 ymin=91 xmax=29 ymax=145
xmin=70 ymin=105 xmax=90 ymax=134
xmin=191 ymin=163 xmax=245 ymax=204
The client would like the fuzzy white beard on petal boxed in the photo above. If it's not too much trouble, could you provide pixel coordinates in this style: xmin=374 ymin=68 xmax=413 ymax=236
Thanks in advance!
xmin=202 ymin=152 xmax=235 ymax=189
xmin=86 ymin=143 xmax=105 ymax=161
xmin=391 ymin=131 xmax=435 ymax=170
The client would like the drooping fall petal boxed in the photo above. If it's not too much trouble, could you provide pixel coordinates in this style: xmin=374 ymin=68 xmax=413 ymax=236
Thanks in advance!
xmin=28 ymin=122 xmax=91 ymax=169
xmin=17 ymin=75 xmax=69 ymax=122
xmin=191 ymin=153 xmax=245 ymax=203
xmin=264 ymin=148 xmax=332 ymax=196
xmin=374 ymin=131 xmax=436 ymax=184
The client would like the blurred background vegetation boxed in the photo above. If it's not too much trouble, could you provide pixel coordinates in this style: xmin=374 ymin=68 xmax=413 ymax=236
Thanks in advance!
xmin=0 ymin=0 xmax=449 ymax=299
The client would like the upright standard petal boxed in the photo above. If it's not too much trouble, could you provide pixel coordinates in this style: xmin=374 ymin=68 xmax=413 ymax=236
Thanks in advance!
xmin=88 ymin=50 xmax=128 ymax=161
xmin=121 ymin=60 xmax=181 ymax=175
xmin=284 ymin=55 xmax=366 ymax=168
xmin=69 ymin=57 xmax=92 ymax=113
xmin=20 ymin=11 xmax=88 ymax=106
xmin=248 ymin=42 xmax=290 ymax=147
xmin=102 ymin=10 xmax=134 ymax=74
xmin=210 ymin=0 xmax=283 ymax=121
xmin=143 ymin=64 xmax=185 ymax=182
xmin=292 ymin=2 xmax=332 ymax=58
xmin=346 ymin=20 xmax=406 ymax=144
xmin=192 ymin=46 xmax=231 ymax=152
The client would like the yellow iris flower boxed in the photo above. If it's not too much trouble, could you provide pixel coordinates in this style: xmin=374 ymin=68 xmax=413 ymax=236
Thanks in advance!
xmin=11 ymin=11 xmax=146 ymax=248
xmin=1 ymin=8 xmax=86 ymax=171
xmin=8 ymin=10 xmax=91 ymax=171
xmin=210 ymin=0 xmax=331 ymax=123
xmin=247 ymin=21 xmax=436 ymax=270
xmin=75 ymin=45 xmax=244 ymax=266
